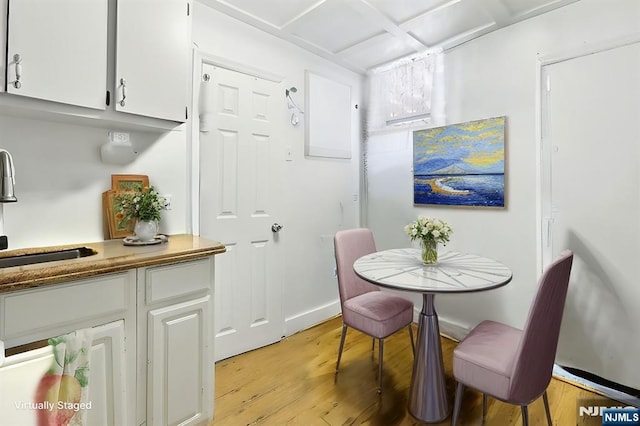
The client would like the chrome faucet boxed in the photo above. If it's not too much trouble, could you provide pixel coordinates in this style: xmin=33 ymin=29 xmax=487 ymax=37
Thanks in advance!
xmin=0 ymin=149 xmax=17 ymax=203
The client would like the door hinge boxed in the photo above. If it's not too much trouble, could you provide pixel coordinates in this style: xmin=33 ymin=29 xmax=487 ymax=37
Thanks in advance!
xmin=546 ymin=74 xmax=551 ymax=92
xmin=106 ymin=91 xmax=111 ymax=106
xmin=545 ymin=216 xmax=555 ymax=248
xmin=187 ymin=2 xmax=190 ymax=16
xmin=185 ymin=106 xmax=189 ymax=120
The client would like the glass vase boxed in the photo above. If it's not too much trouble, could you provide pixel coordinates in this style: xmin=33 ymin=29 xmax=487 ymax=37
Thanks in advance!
xmin=134 ymin=220 xmax=158 ymax=242
xmin=420 ymin=238 xmax=438 ymax=265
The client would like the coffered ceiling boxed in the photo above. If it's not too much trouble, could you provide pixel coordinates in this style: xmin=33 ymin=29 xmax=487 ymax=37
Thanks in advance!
xmin=197 ymin=0 xmax=580 ymax=74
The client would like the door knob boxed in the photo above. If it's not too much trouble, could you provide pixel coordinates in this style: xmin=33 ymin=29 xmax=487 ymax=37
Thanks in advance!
xmin=271 ymin=223 xmax=283 ymax=233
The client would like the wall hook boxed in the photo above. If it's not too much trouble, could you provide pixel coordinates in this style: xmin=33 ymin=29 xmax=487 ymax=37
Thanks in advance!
xmin=286 ymin=86 xmax=304 ymax=126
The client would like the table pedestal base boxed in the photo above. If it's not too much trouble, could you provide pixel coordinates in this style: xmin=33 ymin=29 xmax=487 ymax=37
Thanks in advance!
xmin=408 ymin=293 xmax=449 ymax=423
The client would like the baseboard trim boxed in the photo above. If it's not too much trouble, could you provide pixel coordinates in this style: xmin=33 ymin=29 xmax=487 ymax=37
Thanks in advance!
xmin=552 ymin=365 xmax=640 ymax=407
xmin=432 ymin=314 xmax=470 ymax=342
xmin=286 ymin=305 xmax=468 ymax=343
xmin=285 ymin=300 xmax=341 ymax=336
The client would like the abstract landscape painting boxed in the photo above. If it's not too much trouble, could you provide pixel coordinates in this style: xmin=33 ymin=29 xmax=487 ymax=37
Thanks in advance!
xmin=413 ymin=116 xmax=505 ymax=207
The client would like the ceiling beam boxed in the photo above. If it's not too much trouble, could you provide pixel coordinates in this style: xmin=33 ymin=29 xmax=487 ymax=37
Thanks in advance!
xmin=345 ymin=0 xmax=429 ymax=53
xmin=477 ymin=0 xmax=512 ymax=25
xmin=199 ymin=0 xmax=367 ymax=74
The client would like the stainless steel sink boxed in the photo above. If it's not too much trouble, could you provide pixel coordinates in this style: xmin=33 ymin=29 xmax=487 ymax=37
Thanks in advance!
xmin=0 ymin=247 xmax=96 ymax=268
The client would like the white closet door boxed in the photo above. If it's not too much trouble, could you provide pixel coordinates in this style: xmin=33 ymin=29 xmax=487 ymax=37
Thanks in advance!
xmin=541 ymin=41 xmax=640 ymax=389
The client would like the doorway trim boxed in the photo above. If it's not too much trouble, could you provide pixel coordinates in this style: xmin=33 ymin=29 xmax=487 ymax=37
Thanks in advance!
xmin=536 ymin=34 xmax=640 ymax=401
xmin=535 ymin=32 xmax=640 ymax=273
xmin=189 ymin=49 xmax=285 ymax=235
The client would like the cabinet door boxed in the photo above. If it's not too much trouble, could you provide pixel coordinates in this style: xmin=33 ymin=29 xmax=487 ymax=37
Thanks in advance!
xmin=115 ymin=0 xmax=191 ymax=122
xmin=0 ymin=345 xmax=52 ymax=425
xmin=0 ymin=320 xmax=127 ymax=425
xmin=5 ymin=0 xmax=108 ymax=109
xmin=1 ymin=0 xmax=6 ymax=93
xmin=86 ymin=320 xmax=128 ymax=426
xmin=148 ymin=296 xmax=211 ymax=426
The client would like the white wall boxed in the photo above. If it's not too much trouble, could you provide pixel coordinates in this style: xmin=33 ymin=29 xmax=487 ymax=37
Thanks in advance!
xmin=192 ymin=4 xmax=363 ymax=332
xmin=0 ymin=116 xmax=189 ymax=249
xmin=366 ymin=0 xmax=640 ymax=339
xmin=0 ymin=3 xmax=361 ymax=340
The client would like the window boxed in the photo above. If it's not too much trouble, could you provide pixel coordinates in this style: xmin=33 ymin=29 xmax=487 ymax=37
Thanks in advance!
xmin=367 ymin=52 xmax=436 ymax=133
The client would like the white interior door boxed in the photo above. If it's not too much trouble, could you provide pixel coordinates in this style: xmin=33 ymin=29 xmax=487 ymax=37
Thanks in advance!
xmin=541 ymin=41 xmax=640 ymax=389
xmin=199 ymin=64 xmax=284 ymax=361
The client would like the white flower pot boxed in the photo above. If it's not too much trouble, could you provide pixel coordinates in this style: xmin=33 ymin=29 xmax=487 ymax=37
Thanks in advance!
xmin=134 ymin=220 xmax=158 ymax=242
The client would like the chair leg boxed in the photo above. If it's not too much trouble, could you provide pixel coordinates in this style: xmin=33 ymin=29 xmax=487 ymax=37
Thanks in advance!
xmin=451 ymin=382 xmax=465 ymax=426
xmin=521 ymin=405 xmax=529 ymax=426
xmin=335 ymin=324 xmax=348 ymax=374
xmin=377 ymin=338 xmax=384 ymax=394
xmin=482 ymin=393 xmax=488 ymax=422
xmin=407 ymin=324 xmax=415 ymax=356
xmin=542 ymin=391 xmax=552 ymax=426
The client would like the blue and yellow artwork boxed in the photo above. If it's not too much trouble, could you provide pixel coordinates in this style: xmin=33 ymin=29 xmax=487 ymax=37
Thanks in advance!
xmin=413 ymin=116 xmax=505 ymax=207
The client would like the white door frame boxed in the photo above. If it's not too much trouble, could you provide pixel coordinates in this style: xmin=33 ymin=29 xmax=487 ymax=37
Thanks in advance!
xmin=189 ymin=49 xmax=284 ymax=235
xmin=535 ymin=32 xmax=640 ymax=273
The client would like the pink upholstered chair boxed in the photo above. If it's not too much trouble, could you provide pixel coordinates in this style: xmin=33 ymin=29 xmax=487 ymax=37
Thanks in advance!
xmin=451 ymin=250 xmax=573 ymax=426
xmin=333 ymin=228 xmax=415 ymax=393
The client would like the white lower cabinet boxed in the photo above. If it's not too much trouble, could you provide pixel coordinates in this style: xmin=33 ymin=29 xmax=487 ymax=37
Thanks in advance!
xmin=0 ymin=319 xmax=128 ymax=426
xmin=87 ymin=320 xmax=128 ymax=426
xmin=0 ymin=255 xmax=216 ymax=426
xmin=0 ymin=271 xmax=136 ymax=426
xmin=139 ymin=257 xmax=215 ymax=426
xmin=148 ymin=297 xmax=211 ymax=426
xmin=0 ymin=345 xmax=56 ymax=425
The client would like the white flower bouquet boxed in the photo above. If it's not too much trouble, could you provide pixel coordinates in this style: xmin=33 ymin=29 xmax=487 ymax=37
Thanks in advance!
xmin=404 ymin=216 xmax=453 ymax=244
xmin=404 ymin=216 xmax=453 ymax=264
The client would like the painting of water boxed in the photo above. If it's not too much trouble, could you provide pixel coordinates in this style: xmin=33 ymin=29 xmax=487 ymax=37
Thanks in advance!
xmin=413 ymin=116 xmax=505 ymax=207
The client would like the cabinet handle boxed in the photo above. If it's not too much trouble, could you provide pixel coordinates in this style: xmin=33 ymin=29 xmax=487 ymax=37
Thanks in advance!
xmin=119 ymin=78 xmax=126 ymax=106
xmin=12 ymin=54 xmax=22 ymax=89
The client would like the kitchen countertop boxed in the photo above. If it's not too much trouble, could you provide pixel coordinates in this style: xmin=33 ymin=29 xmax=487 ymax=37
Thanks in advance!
xmin=0 ymin=234 xmax=226 ymax=293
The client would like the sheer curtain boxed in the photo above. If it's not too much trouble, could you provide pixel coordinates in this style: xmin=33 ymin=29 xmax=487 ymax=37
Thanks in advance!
xmin=366 ymin=50 xmax=444 ymax=134
xmin=361 ymin=51 xmax=445 ymax=227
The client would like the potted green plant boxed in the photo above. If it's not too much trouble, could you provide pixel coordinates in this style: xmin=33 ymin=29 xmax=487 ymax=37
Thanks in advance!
xmin=115 ymin=186 xmax=167 ymax=241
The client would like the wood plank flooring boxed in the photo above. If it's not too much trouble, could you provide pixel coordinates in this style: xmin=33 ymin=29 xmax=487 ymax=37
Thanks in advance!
xmin=212 ymin=316 xmax=618 ymax=425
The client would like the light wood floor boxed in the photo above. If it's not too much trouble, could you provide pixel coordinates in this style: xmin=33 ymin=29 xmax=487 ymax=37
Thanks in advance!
xmin=212 ymin=316 xmax=617 ymax=425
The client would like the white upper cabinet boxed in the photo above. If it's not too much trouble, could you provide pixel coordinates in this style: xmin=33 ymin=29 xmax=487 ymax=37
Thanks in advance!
xmin=5 ymin=0 xmax=108 ymax=109
xmin=0 ymin=0 xmax=6 ymax=93
xmin=115 ymin=0 xmax=191 ymax=122
xmin=0 ymin=0 xmax=190 ymax=128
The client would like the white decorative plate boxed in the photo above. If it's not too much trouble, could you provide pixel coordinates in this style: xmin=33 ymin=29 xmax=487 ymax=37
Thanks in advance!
xmin=123 ymin=234 xmax=168 ymax=246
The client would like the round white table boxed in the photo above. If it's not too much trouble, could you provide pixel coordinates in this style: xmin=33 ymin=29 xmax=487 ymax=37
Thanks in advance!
xmin=353 ymin=248 xmax=512 ymax=423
